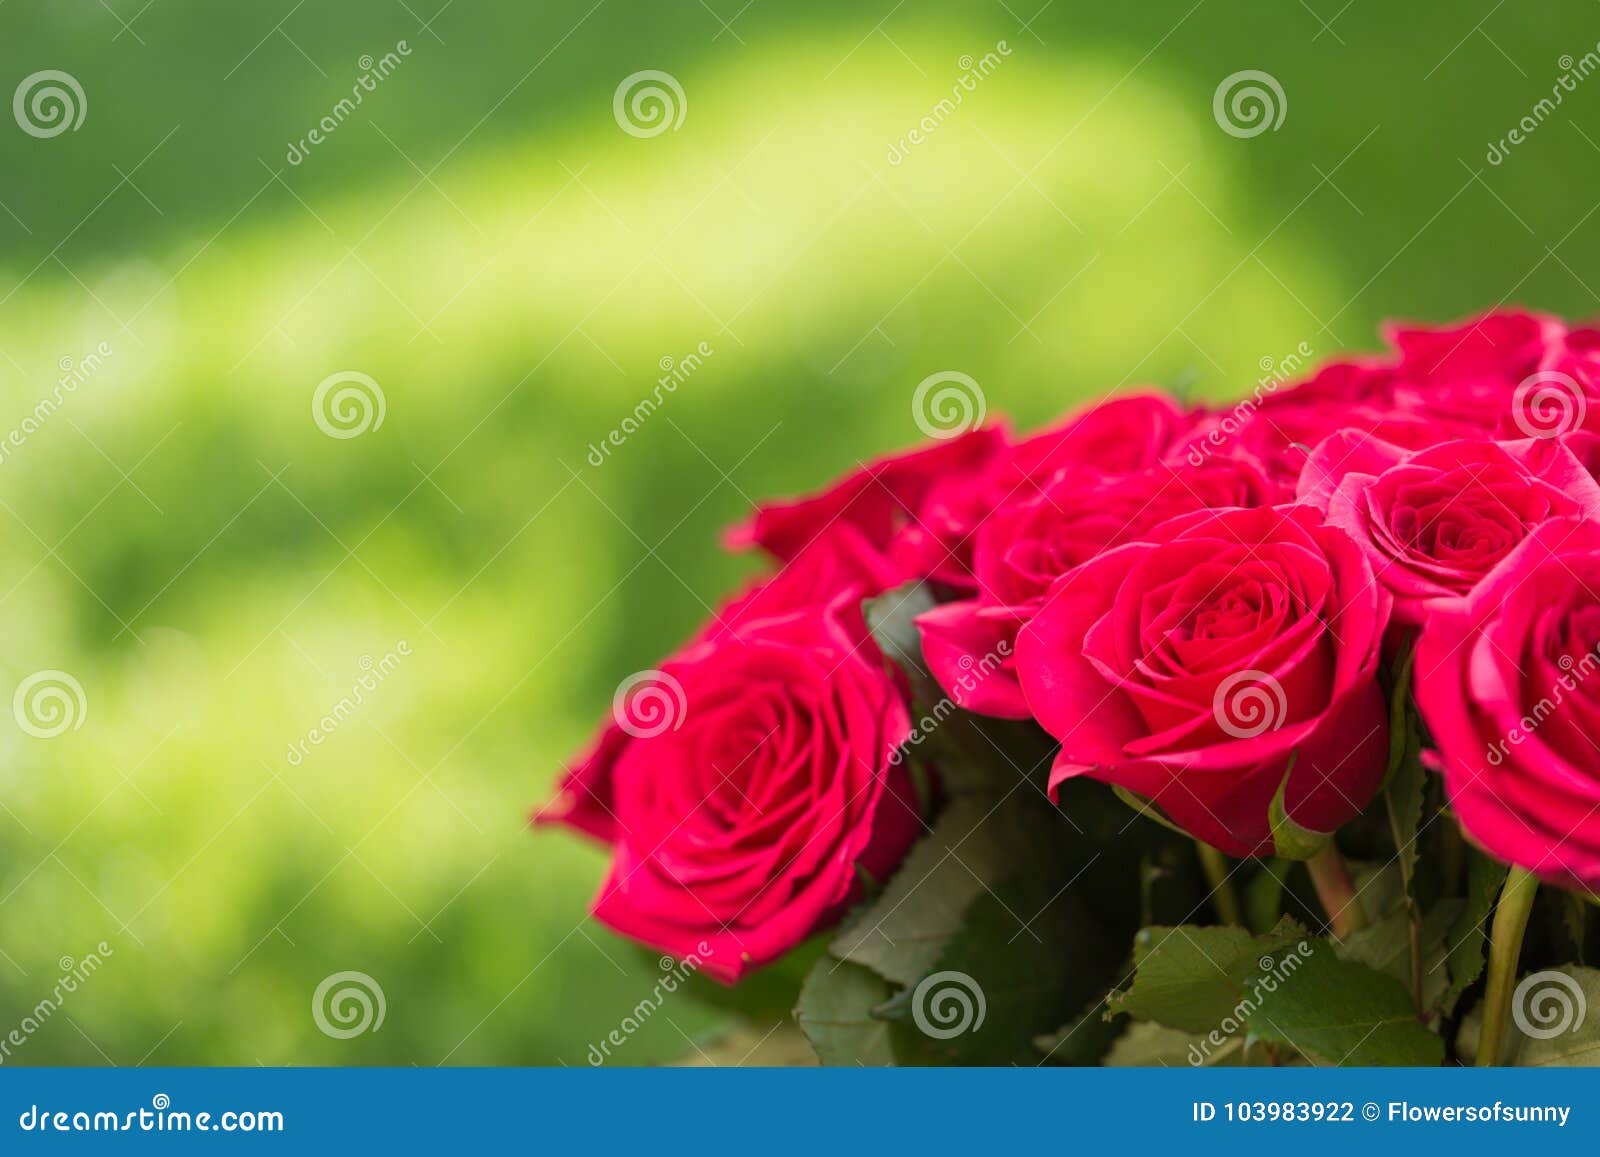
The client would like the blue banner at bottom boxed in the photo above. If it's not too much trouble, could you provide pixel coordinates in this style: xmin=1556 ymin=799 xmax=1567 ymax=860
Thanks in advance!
xmin=0 ymin=1067 xmax=1590 ymax=1151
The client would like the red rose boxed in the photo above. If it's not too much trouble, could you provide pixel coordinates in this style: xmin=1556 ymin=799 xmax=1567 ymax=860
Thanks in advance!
xmin=916 ymin=455 xmax=1275 ymax=718
xmin=895 ymin=392 xmax=1194 ymax=589
xmin=724 ymin=426 xmax=1006 ymax=588
xmin=1299 ymin=433 xmax=1600 ymax=626
xmin=1416 ymin=518 xmax=1600 ymax=888
xmin=536 ymin=523 xmax=902 ymax=844
xmin=1181 ymin=359 xmax=1407 ymax=495
xmin=1016 ymin=505 xmax=1391 ymax=856
xmin=590 ymin=599 xmax=919 ymax=981
xmin=1384 ymin=309 xmax=1568 ymax=438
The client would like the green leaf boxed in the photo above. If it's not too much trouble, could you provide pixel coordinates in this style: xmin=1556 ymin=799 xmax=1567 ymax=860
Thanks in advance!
xmin=1442 ymin=850 xmax=1509 ymax=1015
xmin=862 ymin=582 xmax=941 ymax=706
xmin=1380 ymin=642 xmax=1426 ymax=982
xmin=1337 ymin=899 xmax=1461 ymax=1013
xmin=876 ymin=876 xmax=1126 ymax=1065
xmin=829 ymin=795 xmax=1019 ymax=986
xmin=1111 ymin=919 xmax=1443 ymax=1066
xmin=1109 ymin=918 xmax=1309 ymax=1033
xmin=1104 ymin=1021 xmax=1241 ymax=1066
xmin=793 ymin=956 xmax=911 ymax=1066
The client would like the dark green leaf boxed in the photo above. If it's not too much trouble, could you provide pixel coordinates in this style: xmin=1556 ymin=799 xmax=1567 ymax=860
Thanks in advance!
xmin=862 ymin=582 xmax=941 ymax=705
xmin=1111 ymin=918 xmax=1443 ymax=1065
xmin=830 ymin=795 xmax=1020 ymax=986
xmin=793 ymin=956 xmax=910 ymax=1066
xmin=876 ymin=877 xmax=1124 ymax=1065
xmin=1442 ymin=850 xmax=1509 ymax=1015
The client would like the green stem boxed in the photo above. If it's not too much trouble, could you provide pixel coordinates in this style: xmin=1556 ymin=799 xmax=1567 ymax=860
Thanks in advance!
xmin=1477 ymin=866 xmax=1540 ymax=1067
xmin=1196 ymin=842 xmax=1243 ymax=927
xmin=1306 ymin=842 xmax=1367 ymax=937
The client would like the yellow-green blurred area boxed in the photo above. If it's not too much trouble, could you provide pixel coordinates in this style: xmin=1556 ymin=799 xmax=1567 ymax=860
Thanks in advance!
xmin=0 ymin=0 xmax=1595 ymax=1064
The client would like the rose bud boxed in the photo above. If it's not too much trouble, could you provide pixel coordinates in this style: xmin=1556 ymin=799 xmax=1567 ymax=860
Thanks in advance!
xmin=1016 ymin=505 xmax=1391 ymax=856
xmin=582 ymin=597 xmax=920 ymax=982
xmin=1299 ymin=433 xmax=1600 ymax=627
xmin=1416 ymin=518 xmax=1600 ymax=889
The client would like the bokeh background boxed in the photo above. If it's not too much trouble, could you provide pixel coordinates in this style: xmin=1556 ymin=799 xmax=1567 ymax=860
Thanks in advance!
xmin=0 ymin=0 xmax=1597 ymax=1065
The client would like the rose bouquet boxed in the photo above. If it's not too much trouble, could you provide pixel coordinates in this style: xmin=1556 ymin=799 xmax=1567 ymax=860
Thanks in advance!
xmin=538 ymin=309 xmax=1600 ymax=1067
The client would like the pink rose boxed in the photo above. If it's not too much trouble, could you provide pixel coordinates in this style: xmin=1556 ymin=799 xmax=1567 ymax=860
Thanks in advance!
xmin=1385 ymin=309 xmax=1568 ymax=437
xmin=1016 ymin=505 xmax=1391 ymax=856
xmin=535 ymin=523 xmax=903 ymax=844
xmin=589 ymin=599 xmax=919 ymax=981
xmin=1181 ymin=359 xmax=1407 ymax=495
xmin=1299 ymin=433 xmax=1600 ymax=626
xmin=894 ymin=392 xmax=1194 ymax=589
xmin=1387 ymin=308 xmax=1563 ymax=386
xmin=916 ymin=456 xmax=1275 ymax=718
xmin=1416 ymin=518 xmax=1600 ymax=888
xmin=724 ymin=426 xmax=1006 ymax=588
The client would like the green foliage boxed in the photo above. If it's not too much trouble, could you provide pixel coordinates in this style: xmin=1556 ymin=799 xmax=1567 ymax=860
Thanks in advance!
xmin=1111 ymin=918 xmax=1444 ymax=1066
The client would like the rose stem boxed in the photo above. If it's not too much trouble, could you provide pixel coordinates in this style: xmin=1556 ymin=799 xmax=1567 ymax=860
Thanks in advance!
xmin=1195 ymin=842 xmax=1243 ymax=926
xmin=1305 ymin=842 xmax=1368 ymax=938
xmin=1477 ymin=866 xmax=1539 ymax=1066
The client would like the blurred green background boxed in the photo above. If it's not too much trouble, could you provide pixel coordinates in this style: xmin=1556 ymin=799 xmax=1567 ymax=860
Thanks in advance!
xmin=0 ymin=0 xmax=1597 ymax=1064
